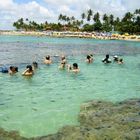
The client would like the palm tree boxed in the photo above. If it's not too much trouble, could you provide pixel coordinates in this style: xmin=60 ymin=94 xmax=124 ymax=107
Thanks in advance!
xmin=93 ymin=12 xmax=100 ymax=22
xmin=88 ymin=9 xmax=93 ymax=17
xmin=71 ymin=16 xmax=75 ymax=21
xmin=13 ymin=22 xmax=20 ymax=30
xmin=122 ymin=12 xmax=133 ymax=22
xmin=87 ymin=9 xmax=93 ymax=22
xmin=26 ymin=18 xmax=29 ymax=21
xmin=58 ymin=14 xmax=63 ymax=24
xmin=109 ymin=14 xmax=114 ymax=25
xmin=103 ymin=14 xmax=108 ymax=23
xmin=116 ymin=17 xmax=120 ymax=23
xmin=134 ymin=9 xmax=140 ymax=14
xmin=62 ymin=15 xmax=67 ymax=25
xmin=81 ymin=13 xmax=86 ymax=20
xmin=66 ymin=16 xmax=70 ymax=24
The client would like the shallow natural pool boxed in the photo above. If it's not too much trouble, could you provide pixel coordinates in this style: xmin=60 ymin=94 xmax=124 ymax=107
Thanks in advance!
xmin=0 ymin=35 xmax=140 ymax=137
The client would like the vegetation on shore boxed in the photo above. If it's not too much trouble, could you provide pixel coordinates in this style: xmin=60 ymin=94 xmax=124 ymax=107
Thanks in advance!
xmin=13 ymin=9 xmax=140 ymax=34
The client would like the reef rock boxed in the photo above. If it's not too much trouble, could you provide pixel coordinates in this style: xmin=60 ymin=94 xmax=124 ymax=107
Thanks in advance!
xmin=0 ymin=98 xmax=140 ymax=140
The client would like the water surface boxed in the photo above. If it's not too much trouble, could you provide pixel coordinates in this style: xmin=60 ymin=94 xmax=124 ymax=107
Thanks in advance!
xmin=0 ymin=35 xmax=140 ymax=137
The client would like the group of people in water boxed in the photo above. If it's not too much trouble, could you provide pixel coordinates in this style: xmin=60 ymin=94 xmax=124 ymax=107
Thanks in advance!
xmin=0 ymin=54 xmax=123 ymax=76
xmin=102 ymin=54 xmax=123 ymax=64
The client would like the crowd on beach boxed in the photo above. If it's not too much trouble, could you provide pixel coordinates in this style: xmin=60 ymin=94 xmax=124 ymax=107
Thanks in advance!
xmin=1 ymin=31 xmax=140 ymax=41
xmin=0 ymin=54 xmax=123 ymax=76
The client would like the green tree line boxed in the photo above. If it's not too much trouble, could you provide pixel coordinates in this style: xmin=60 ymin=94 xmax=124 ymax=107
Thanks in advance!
xmin=13 ymin=8 xmax=140 ymax=34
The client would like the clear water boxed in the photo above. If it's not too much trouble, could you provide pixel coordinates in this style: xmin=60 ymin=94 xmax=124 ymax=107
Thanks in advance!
xmin=0 ymin=35 xmax=140 ymax=137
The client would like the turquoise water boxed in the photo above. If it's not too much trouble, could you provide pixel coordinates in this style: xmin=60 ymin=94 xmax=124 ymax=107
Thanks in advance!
xmin=0 ymin=35 xmax=140 ymax=137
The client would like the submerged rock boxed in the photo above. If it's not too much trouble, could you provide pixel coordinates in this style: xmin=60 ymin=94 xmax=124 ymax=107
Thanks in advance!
xmin=0 ymin=98 xmax=140 ymax=140
xmin=0 ymin=128 xmax=27 ymax=140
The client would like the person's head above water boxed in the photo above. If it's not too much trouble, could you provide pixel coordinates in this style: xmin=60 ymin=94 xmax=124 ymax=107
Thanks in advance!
xmin=15 ymin=67 xmax=18 ymax=72
xmin=61 ymin=55 xmax=66 ymax=60
xmin=32 ymin=61 xmax=38 ymax=68
xmin=46 ymin=55 xmax=50 ymax=60
xmin=87 ymin=55 xmax=91 ymax=60
xmin=9 ymin=66 xmax=14 ymax=71
xmin=26 ymin=65 xmax=33 ymax=72
xmin=106 ymin=54 xmax=109 ymax=59
xmin=73 ymin=63 xmax=78 ymax=69
xmin=9 ymin=66 xmax=18 ymax=73
xmin=120 ymin=58 xmax=123 ymax=62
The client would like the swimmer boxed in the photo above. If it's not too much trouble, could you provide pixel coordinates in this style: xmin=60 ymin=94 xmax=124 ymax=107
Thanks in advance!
xmin=9 ymin=66 xmax=18 ymax=75
xmin=32 ymin=61 xmax=38 ymax=70
xmin=61 ymin=55 xmax=67 ymax=64
xmin=102 ymin=54 xmax=111 ymax=64
xmin=59 ymin=55 xmax=67 ymax=69
xmin=113 ymin=55 xmax=119 ymax=63
xmin=86 ymin=54 xmax=93 ymax=63
xmin=59 ymin=61 xmax=66 ymax=70
xmin=44 ymin=55 xmax=52 ymax=64
xmin=67 ymin=63 xmax=80 ymax=73
xmin=22 ymin=65 xmax=34 ymax=76
xmin=118 ymin=58 xmax=124 ymax=64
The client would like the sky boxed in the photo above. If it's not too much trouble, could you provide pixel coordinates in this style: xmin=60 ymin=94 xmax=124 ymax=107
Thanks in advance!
xmin=0 ymin=0 xmax=140 ymax=30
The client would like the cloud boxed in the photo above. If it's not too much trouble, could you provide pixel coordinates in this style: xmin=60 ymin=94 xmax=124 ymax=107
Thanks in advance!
xmin=0 ymin=0 xmax=140 ymax=29
xmin=0 ymin=0 xmax=54 ymax=30
xmin=44 ymin=0 xmax=139 ymax=18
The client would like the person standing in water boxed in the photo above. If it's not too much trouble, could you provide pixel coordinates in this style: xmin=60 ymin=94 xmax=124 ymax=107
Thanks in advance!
xmin=44 ymin=55 xmax=52 ymax=64
xmin=9 ymin=66 xmax=18 ymax=75
xmin=86 ymin=54 xmax=93 ymax=63
xmin=32 ymin=61 xmax=38 ymax=70
xmin=113 ymin=55 xmax=119 ymax=63
xmin=67 ymin=63 xmax=80 ymax=73
xmin=102 ymin=54 xmax=111 ymax=64
xmin=118 ymin=58 xmax=124 ymax=64
xmin=22 ymin=65 xmax=34 ymax=76
xmin=59 ymin=55 xmax=67 ymax=70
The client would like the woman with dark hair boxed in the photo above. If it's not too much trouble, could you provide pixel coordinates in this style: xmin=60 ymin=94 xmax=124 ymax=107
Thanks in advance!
xmin=9 ymin=66 xmax=18 ymax=75
xmin=86 ymin=54 xmax=93 ymax=63
xmin=22 ymin=65 xmax=34 ymax=76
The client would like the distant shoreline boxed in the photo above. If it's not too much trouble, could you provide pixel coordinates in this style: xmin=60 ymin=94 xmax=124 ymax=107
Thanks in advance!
xmin=0 ymin=30 xmax=140 ymax=42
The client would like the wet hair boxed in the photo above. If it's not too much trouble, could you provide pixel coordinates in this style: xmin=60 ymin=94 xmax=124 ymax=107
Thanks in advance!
xmin=46 ymin=55 xmax=50 ymax=60
xmin=73 ymin=63 xmax=78 ymax=69
xmin=119 ymin=58 xmax=123 ymax=62
xmin=26 ymin=65 xmax=33 ymax=71
xmin=87 ymin=55 xmax=91 ymax=60
xmin=9 ymin=66 xmax=14 ymax=70
xmin=106 ymin=54 xmax=109 ymax=59
xmin=15 ymin=67 xmax=18 ymax=72
xmin=32 ymin=61 xmax=38 ymax=68
xmin=9 ymin=66 xmax=18 ymax=72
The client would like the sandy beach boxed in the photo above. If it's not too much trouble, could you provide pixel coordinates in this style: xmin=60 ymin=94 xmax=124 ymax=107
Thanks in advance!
xmin=0 ymin=30 xmax=140 ymax=42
